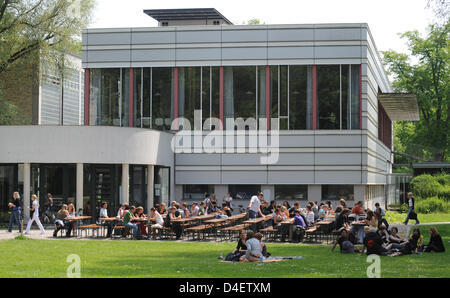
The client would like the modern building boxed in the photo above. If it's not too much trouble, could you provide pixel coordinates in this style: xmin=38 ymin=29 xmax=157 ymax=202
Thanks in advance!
xmin=0 ymin=8 xmax=419 ymax=221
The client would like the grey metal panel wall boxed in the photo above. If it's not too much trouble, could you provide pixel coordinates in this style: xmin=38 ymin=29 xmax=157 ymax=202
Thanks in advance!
xmin=82 ymin=24 xmax=377 ymax=68
xmin=174 ymin=131 xmax=366 ymax=185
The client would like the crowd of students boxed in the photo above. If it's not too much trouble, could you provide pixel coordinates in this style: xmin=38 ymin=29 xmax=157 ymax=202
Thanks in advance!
xmin=330 ymin=197 xmax=445 ymax=256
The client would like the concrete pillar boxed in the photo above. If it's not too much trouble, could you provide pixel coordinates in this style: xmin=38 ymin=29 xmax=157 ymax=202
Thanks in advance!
xmin=76 ymin=163 xmax=83 ymax=214
xmin=175 ymin=185 xmax=183 ymax=202
xmin=261 ymin=185 xmax=275 ymax=202
xmin=214 ymin=185 xmax=228 ymax=203
xmin=147 ymin=165 xmax=154 ymax=212
xmin=354 ymin=184 xmax=367 ymax=208
xmin=121 ymin=164 xmax=129 ymax=204
xmin=23 ymin=163 xmax=31 ymax=221
xmin=308 ymin=185 xmax=321 ymax=202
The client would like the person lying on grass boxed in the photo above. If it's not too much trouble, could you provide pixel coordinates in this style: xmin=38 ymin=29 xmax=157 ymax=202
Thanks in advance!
xmin=332 ymin=228 xmax=360 ymax=253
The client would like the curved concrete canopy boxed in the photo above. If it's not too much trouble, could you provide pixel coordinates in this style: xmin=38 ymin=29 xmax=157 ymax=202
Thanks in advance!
xmin=0 ymin=126 xmax=175 ymax=166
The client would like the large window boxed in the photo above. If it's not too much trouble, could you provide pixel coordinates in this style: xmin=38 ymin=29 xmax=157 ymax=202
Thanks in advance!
xmin=321 ymin=185 xmax=354 ymax=201
xmin=317 ymin=65 xmax=360 ymax=130
xmin=224 ymin=66 xmax=257 ymax=129
xmin=275 ymin=185 xmax=308 ymax=201
xmin=183 ymin=185 xmax=214 ymax=200
xmin=0 ymin=165 xmax=18 ymax=214
xmin=228 ymin=185 xmax=261 ymax=200
xmin=152 ymin=68 xmax=174 ymax=131
xmin=179 ymin=67 xmax=201 ymax=128
xmin=90 ymin=68 xmax=120 ymax=126
xmin=89 ymin=64 xmax=360 ymax=131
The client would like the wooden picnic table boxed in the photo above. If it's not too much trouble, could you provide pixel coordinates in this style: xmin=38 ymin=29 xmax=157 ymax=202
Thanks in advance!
xmin=64 ymin=216 xmax=91 ymax=222
xmin=99 ymin=217 xmax=121 ymax=222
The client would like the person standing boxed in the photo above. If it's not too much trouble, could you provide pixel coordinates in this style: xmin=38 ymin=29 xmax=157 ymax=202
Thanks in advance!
xmin=8 ymin=192 xmax=22 ymax=233
xmin=247 ymin=191 xmax=266 ymax=219
xmin=404 ymin=192 xmax=420 ymax=225
xmin=25 ymin=195 xmax=46 ymax=235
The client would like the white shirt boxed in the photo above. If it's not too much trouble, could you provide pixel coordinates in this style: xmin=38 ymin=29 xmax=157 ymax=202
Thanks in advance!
xmin=249 ymin=196 xmax=261 ymax=213
xmin=191 ymin=206 xmax=199 ymax=216
xmin=409 ymin=198 xmax=413 ymax=207
xmin=225 ymin=196 xmax=233 ymax=208
xmin=100 ymin=208 xmax=108 ymax=218
xmin=32 ymin=201 xmax=39 ymax=217
xmin=306 ymin=211 xmax=315 ymax=225
xmin=154 ymin=212 xmax=164 ymax=225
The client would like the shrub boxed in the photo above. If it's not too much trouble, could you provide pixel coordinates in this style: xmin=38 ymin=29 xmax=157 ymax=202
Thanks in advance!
xmin=415 ymin=197 xmax=450 ymax=214
xmin=438 ymin=185 xmax=450 ymax=202
xmin=434 ymin=173 xmax=450 ymax=186
xmin=409 ymin=174 xmax=442 ymax=199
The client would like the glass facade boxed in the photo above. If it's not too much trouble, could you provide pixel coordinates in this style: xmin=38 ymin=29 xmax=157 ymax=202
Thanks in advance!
xmin=322 ymin=185 xmax=354 ymax=201
xmin=88 ymin=65 xmax=360 ymax=131
xmin=0 ymin=165 xmax=18 ymax=214
xmin=275 ymin=185 xmax=308 ymax=201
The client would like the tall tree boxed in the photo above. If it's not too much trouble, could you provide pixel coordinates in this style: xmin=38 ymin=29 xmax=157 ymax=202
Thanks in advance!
xmin=0 ymin=0 xmax=95 ymax=75
xmin=382 ymin=22 xmax=449 ymax=161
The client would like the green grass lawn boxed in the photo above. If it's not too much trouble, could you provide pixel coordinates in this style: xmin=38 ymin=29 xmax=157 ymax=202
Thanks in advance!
xmin=385 ymin=211 xmax=450 ymax=224
xmin=1 ymin=224 xmax=449 ymax=278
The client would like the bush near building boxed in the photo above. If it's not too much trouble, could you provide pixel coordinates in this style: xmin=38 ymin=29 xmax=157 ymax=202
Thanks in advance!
xmin=408 ymin=173 xmax=450 ymax=213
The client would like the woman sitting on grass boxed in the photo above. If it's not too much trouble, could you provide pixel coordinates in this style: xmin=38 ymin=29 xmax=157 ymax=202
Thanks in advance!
xmin=388 ymin=228 xmax=423 ymax=257
xmin=222 ymin=231 xmax=248 ymax=262
xmin=255 ymin=232 xmax=271 ymax=258
xmin=332 ymin=228 xmax=360 ymax=253
xmin=240 ymin=231 xmax=262 ymax=262
xmin=420 ymin=227 xmax=445 ymax=253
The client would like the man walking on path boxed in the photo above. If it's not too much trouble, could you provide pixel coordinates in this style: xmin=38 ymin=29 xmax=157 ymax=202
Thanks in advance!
xmin=404 ymin=192 xmax=420 ymax=225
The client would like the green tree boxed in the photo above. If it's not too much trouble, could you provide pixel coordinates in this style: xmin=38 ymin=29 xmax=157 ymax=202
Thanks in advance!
xmin=0 ymin=0 xmax=95 ymax=124
xmin=0 ymin=88 xmax=19 ymax=125
xmin=0 ymin=0 xmax=95 ymax=74
xmin=382 ymin=22 xmax=449 ymax=161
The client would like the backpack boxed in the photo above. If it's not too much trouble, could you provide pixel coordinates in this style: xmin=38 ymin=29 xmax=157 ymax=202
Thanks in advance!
xmin=225 ymin=251 xmax=244 ymax=262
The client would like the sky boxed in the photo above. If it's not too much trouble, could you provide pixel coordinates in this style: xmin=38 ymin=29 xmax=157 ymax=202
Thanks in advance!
xmin=89 ymin=0 xmax=436 ymax=54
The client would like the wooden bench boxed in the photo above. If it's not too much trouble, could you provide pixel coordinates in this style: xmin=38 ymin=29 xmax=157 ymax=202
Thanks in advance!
xmin=78 ymin=224 xmax=102 ymax=238
xmin=259 ymin=226 xmax=278 ymax=241
xmin=185 ymin=225 xmax=212 ymax=240
xmin=219 ymin=224 xmax=247 ymax=241
xmin=305 ymin=226 xmax=319 ymax=242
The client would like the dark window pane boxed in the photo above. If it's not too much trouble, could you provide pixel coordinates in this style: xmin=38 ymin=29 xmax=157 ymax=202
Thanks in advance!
xmin=224 ymin=66 xmax=256 ymax=121
xmin=142 ymin=68 xmax=151 ymax=128
xmin=202 ymin=67 xmax=211 ymax=129
xmin=152 ymin=68 xmax=173 ymax=131
xmin=89 ymin=68 xmax=120 ymax=126
xmin=211 ymin=67 xmax=220 ymax=128
xmin=228 ymin=185 xmax=261 ymax=200
xmin=270 ymin=66 xmax=278 ymax=119
xmin=179 ymin=67 xmax=201 ymax=129
xmin=322 ymin=185 xmax=354 ymax=201
xmin=275 ymin=185 xmax=308 ymax=201
xmin=289 ymin=65 xmax=312 ymax=130
xmin=121 ymin=69 xmax=130 ymax=127
xmin=317 ymin=65 xmax=340 ymax=129
xmin=133 ymin=68 xmax=142 ymax=128
xmin=280 ymin=66 xmax=288 ymax=117
xmin=342 ymin=65 xmax=349 ymax=129
xmin=351 ymin=65 xmax=360 ymax=130
xmin=183 ymin=185 xmax=214 ymax=200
